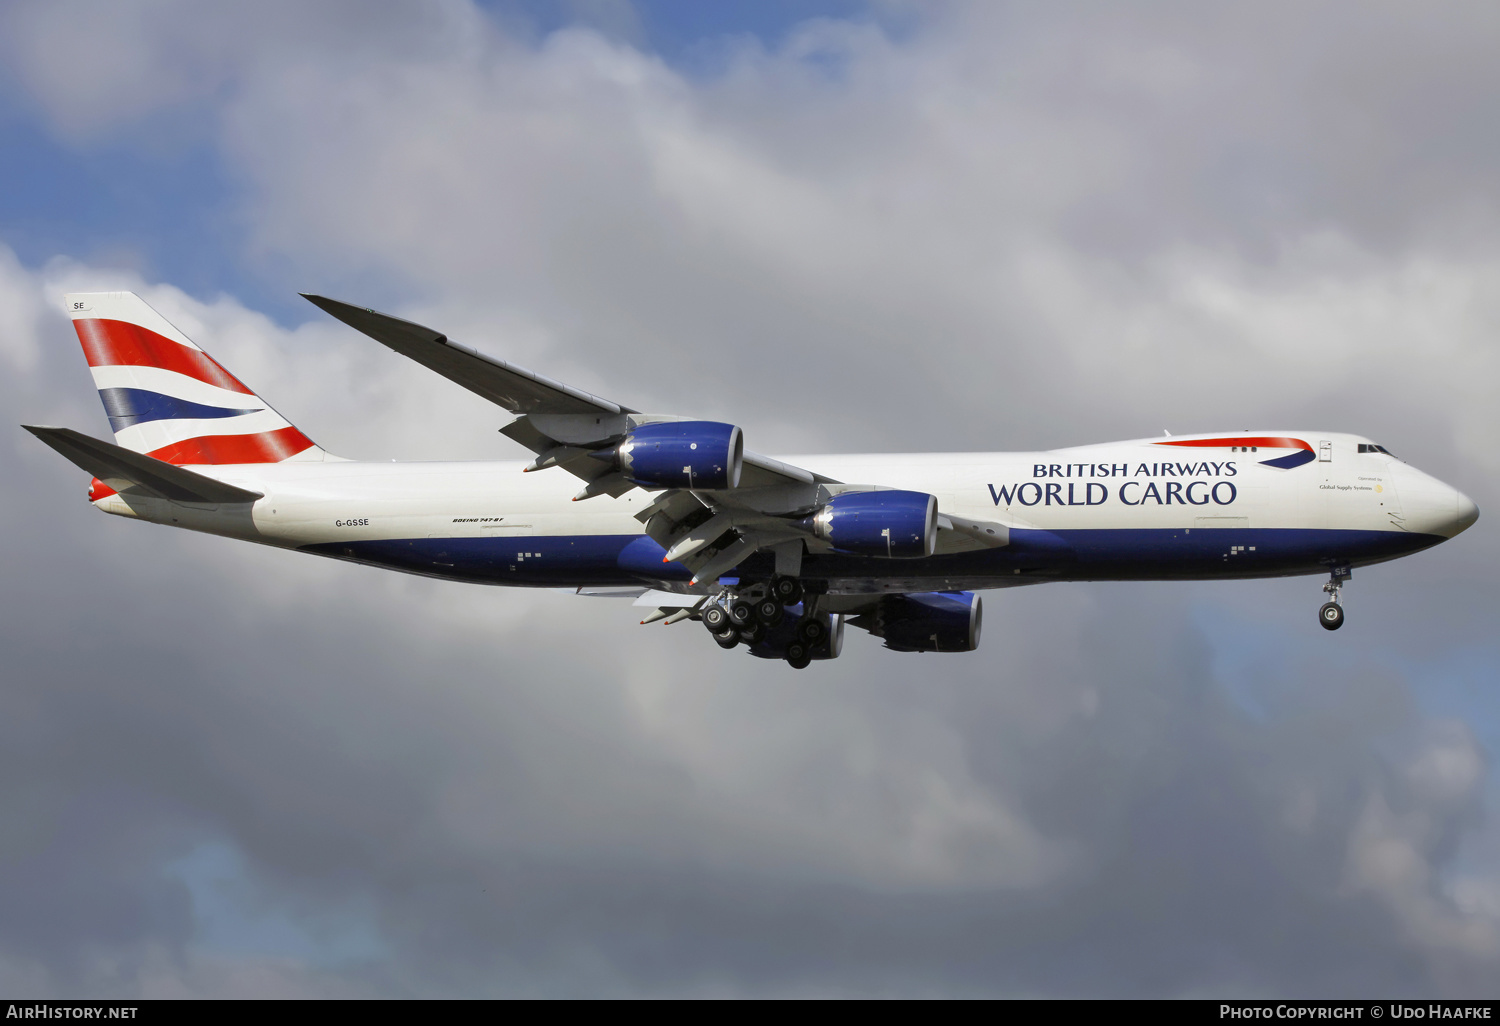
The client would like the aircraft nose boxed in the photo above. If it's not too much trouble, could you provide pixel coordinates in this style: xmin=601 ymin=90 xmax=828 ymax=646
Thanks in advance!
xmin=1450 ymin=489 xmax=1480 ymax=537
xmin=1391 ymin=463 xmax=1479 ymax=538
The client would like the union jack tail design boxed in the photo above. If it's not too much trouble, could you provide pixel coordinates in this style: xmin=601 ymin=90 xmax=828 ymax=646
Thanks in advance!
xmin=66 ymin=292 xmax=327 ymax=467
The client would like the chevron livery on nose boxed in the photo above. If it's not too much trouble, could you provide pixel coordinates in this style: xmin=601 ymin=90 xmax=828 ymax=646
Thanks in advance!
xmin=67 ymin=292 xmax=321 ymax=467
xmin=1155 ymin=435 xmax=1317 ymax=470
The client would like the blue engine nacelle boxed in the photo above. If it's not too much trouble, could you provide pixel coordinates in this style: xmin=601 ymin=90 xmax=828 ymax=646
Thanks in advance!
xmin=810 ymin=489 xmax=937 ymax=558
xmin=614 ymin=421 xmax=744 ymax=490
xmin=869 ymin=591 xmax=982 ymax=652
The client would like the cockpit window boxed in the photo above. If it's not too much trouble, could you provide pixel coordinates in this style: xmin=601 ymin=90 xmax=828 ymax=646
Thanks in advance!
xmin=1358 ymin=443 xmax=1397 ymax=456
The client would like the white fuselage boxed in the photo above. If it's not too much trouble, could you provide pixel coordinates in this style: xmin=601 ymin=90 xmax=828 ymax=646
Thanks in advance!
xmin=90 ymin=431 xmax=1477 ymax=594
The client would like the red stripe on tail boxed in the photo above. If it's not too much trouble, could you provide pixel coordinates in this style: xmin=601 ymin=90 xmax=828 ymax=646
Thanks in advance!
xmin=74 ymin=319 xmax=256 ymax=395
xmin=145 ymin=426 xmax=314 ymax=465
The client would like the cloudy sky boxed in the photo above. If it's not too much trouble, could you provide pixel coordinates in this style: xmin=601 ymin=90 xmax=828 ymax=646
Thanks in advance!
xmin=1 ymin=0 xmax=1497 ymax=997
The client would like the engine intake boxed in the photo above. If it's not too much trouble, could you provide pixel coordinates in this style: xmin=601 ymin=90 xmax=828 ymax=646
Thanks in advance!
xmin=613 ymin=421 xmax=743 ymax=490
xmin=869 ymin=591 xmax=982 ymax=652
xmin=810 ymin=490 xmax=937 ymax=558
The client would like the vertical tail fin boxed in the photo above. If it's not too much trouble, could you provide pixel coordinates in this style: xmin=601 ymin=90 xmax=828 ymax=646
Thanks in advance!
xmin=65 ymin=292 xmax=328 ymax=465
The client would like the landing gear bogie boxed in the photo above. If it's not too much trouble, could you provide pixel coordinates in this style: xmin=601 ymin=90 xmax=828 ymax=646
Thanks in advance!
xmin=699 ymin=579 xmax=829 ymax=662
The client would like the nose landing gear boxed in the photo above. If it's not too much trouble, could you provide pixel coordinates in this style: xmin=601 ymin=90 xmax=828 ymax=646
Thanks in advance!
xmin=1318 ymin=566 xmax=1350 ymax=631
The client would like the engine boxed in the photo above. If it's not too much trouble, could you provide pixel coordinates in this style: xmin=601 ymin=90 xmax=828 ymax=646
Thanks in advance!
xmin=809 ymin=489 xmax=937 ymax=558
xmin=609 ymin=421 xmax=744 ymax=490
xmin=858 ymin=591 xmax=983 ymax=652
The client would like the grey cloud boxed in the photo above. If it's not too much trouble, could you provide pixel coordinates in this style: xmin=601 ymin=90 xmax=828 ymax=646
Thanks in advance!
xmin=0 ymin=0 xmax=484 ymax=142
xmin=166 ymin=0 xmax=1500 ymax=461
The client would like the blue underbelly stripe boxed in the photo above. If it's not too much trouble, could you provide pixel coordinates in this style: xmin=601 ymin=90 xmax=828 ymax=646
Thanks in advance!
xmin=300 ymin=527 xmax=1443 ymax=587
xmin=303 ymin=534 xmax=647 ymax=586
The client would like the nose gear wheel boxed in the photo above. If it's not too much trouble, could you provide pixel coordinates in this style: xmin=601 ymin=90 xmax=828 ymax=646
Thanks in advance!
xmin=1318 ymin=566 xmax=1350 ymax=631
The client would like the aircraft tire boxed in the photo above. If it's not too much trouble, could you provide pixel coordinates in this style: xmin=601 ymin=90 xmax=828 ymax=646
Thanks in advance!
xmin=771 ymin=576 xmax=803 ymax=604
xmin=740 ymin=621 xmax=767 ymax=644
xmin=702 ymin=604 xmax=730 ymax=632
xmin=755 ymin=599 xmax=784 ymax=625
xmin=796 ymin=617 xmax=828 ymax=645
xmin=1318 ymin=602 xmax=1345 ymax=631
xmin=714 ymin=626 xmax=741 ymax=648
xmin=728 ymin=600 xmax=756 ymax=627
xmin=785 ymin=642 xmax=811 ymax=669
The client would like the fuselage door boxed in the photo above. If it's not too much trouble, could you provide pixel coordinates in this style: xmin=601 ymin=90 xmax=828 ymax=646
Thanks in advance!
xmin=1318 ymin=440 xmax=1333 ymax=462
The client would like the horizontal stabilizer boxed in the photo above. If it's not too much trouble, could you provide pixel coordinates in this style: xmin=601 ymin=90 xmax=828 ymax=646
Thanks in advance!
xmin=22 ymin=426 xmax=264 ymax=504
xmin=301 ymin=294 xmax=630 ymax=416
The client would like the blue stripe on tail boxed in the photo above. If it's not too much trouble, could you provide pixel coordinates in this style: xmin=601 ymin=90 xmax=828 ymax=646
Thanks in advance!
xmin=98 ymin=387 xmax=263 ymax=432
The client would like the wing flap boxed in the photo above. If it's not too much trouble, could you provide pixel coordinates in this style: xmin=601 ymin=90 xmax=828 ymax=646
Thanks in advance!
xmin=740 ymin=451 xmax=833 ymax=487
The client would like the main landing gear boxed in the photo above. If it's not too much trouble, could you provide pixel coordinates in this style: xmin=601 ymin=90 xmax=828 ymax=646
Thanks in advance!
xmin=1318 ymin=566 xmax=1350 ymax=631
xmin=700 ymin=575 xmax=820 ymax=667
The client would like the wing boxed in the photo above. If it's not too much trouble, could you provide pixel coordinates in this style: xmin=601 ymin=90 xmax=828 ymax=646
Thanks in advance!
xmin=304 ymin=295 xmax=1004 ymax=588
xmin=301 ymin=295 xmax=629 ymax=417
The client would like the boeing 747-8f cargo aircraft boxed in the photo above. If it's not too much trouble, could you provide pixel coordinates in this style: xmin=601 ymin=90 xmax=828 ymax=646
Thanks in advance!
xmin=25 ymin=292 xmax=1479 ymax=668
